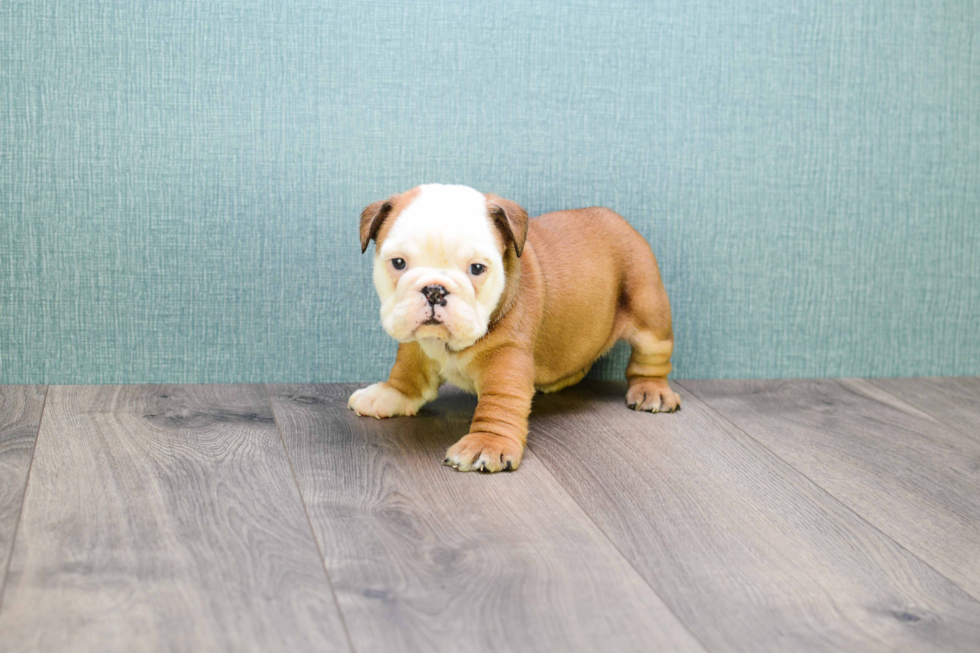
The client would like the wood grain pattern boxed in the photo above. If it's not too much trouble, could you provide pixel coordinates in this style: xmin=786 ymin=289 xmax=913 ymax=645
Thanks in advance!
xmin=0 ymin=386 xmax=46 ymax=597
xmin=0 ymin=385 xmax=350 ymax=653
xmin=267 ymin=383 xmax=705 ymax=653
xmin=683 ymin=377 xmax=980 ymax=602
xmin=530 ymin=381 xmax=980 ymax=652
xmin=868 ymin=376 xmax=980 ymax=443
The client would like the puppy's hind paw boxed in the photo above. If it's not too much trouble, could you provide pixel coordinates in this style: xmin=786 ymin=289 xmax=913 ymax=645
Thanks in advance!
xmin=626 ymin=379 xmax=681 ymax=413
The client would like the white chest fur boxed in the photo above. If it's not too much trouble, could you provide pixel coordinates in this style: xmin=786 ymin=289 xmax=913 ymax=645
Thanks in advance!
xmin=418 ymin=340 xmax=478 ymax=394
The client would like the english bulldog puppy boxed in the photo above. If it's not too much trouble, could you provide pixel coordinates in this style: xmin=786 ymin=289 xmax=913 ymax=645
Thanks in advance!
xmin=349 ymin=184 xmax=680 ymax=472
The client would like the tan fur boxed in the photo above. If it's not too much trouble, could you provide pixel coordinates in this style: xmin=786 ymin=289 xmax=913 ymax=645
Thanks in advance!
xmin=352 ymin=191 xmax=679 ymax=473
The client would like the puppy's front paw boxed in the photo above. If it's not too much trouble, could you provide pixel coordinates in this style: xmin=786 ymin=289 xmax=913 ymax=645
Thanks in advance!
xmin=348 ymin=383 xmax=423 ymax=419
xmin=626 ymin=379 xmax=681 ymax=413
xmin=444 ymin=432 xmax=523 ymax=473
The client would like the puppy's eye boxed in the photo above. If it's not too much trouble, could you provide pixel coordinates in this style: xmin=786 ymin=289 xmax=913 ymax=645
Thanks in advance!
xmin=470 ymin=263 xmax=486 ymax=276
xmin=391 ymin=258 xmax=406 ymax=271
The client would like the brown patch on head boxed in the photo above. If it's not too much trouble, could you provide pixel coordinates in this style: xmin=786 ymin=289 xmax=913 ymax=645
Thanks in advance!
xmin=485 ymin=194 xmax=529 ymax=257
xmin=359 ymin=187 xmax=422 ymax=253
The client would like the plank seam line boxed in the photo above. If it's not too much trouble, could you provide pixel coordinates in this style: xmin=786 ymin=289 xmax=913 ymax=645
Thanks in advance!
xmin=0 ymin=385 xmax=49 ymax=616
xmin=857 ymin=378 xmax=980 ymax=446
xmin=263 ymin=384 xmax=359 ymax=653
xmin=523 ymin=440 xmax=712 ymax=652
xmin=676 ymin=379 xmax=980 ymax=607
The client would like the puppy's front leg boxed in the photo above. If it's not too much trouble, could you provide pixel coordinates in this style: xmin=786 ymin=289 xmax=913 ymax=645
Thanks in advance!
xmin=444 ymin=347 xmax=534 ymax=473
xmin=348 ymin=342 xmax=440 ymax=418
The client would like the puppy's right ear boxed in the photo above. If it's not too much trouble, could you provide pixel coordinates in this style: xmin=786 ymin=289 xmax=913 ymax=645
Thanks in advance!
xmin=360 ymin=199 xmax=393 ymax=253
xmin=486 ymin=195 xmax=529 ymax=257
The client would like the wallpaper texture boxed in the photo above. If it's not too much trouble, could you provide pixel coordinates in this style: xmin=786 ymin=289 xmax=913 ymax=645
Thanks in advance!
xmin=1 ymin=1 xmax=978 ymax=384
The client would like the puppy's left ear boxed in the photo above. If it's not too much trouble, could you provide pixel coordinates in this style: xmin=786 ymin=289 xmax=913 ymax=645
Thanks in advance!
xmin=486 ymin=195 xmax=529 ymax=257
xmin=360 ymin=199 xmax=393 ymax=253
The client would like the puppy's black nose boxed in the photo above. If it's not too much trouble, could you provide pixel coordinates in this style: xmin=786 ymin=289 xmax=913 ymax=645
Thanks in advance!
xmin=422 ymin=285 xmax=449 ymax=306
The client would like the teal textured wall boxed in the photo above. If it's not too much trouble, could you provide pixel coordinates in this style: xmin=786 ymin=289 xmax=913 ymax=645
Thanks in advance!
xmin=1 ymin=1 xmax=978 ymax=384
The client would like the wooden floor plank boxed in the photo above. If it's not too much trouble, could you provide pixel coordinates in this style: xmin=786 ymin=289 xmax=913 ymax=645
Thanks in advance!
xmin=530 ymin=381 xmax=980 ymax=653
xmin=867 ymin=377 xmax=980 ymax=443
xmin=0 ymin=385 xmax=350 ymax=653
xmin=0 ymin=386 xmax=46 ymax=597
xmin=683 ymin=377 xmax=980 ymax=602
xmin=267 ymin=383 xmax=706 ymax=653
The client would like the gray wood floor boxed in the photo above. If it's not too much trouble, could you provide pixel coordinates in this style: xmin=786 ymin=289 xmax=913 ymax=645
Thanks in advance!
xmin=0 ymin=378 xmax=978 ymax=652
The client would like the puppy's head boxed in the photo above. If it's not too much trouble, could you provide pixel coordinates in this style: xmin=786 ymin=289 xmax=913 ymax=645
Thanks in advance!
xmin=360 ymin=184 xmax=528 ymax=350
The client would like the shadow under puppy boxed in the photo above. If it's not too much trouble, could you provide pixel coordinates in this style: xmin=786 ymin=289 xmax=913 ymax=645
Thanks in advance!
xmin=350 ymin=184 xmax=680 ymax=472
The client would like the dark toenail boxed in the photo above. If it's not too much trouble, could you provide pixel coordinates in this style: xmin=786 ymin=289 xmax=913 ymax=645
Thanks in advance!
xmin=628 ymin=403 xmax=637 ymax=409
xmin=505 ymin=461 xmax=513 ymax=471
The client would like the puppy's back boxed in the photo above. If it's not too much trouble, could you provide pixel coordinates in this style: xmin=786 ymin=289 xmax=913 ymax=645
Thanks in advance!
xmin=529 ymin=206 xmax=654 ymax=290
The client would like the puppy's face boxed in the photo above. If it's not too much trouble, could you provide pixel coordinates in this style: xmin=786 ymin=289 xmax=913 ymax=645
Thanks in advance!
xmin=360 ymin=184 xmax=527 ymax=351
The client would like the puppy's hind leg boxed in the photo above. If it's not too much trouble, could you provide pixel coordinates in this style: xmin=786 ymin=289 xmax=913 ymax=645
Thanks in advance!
xmin=617 ymin=236 xmax=681 ymax=413
xmin=625 ymin=332 xmax=681 ymax=413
